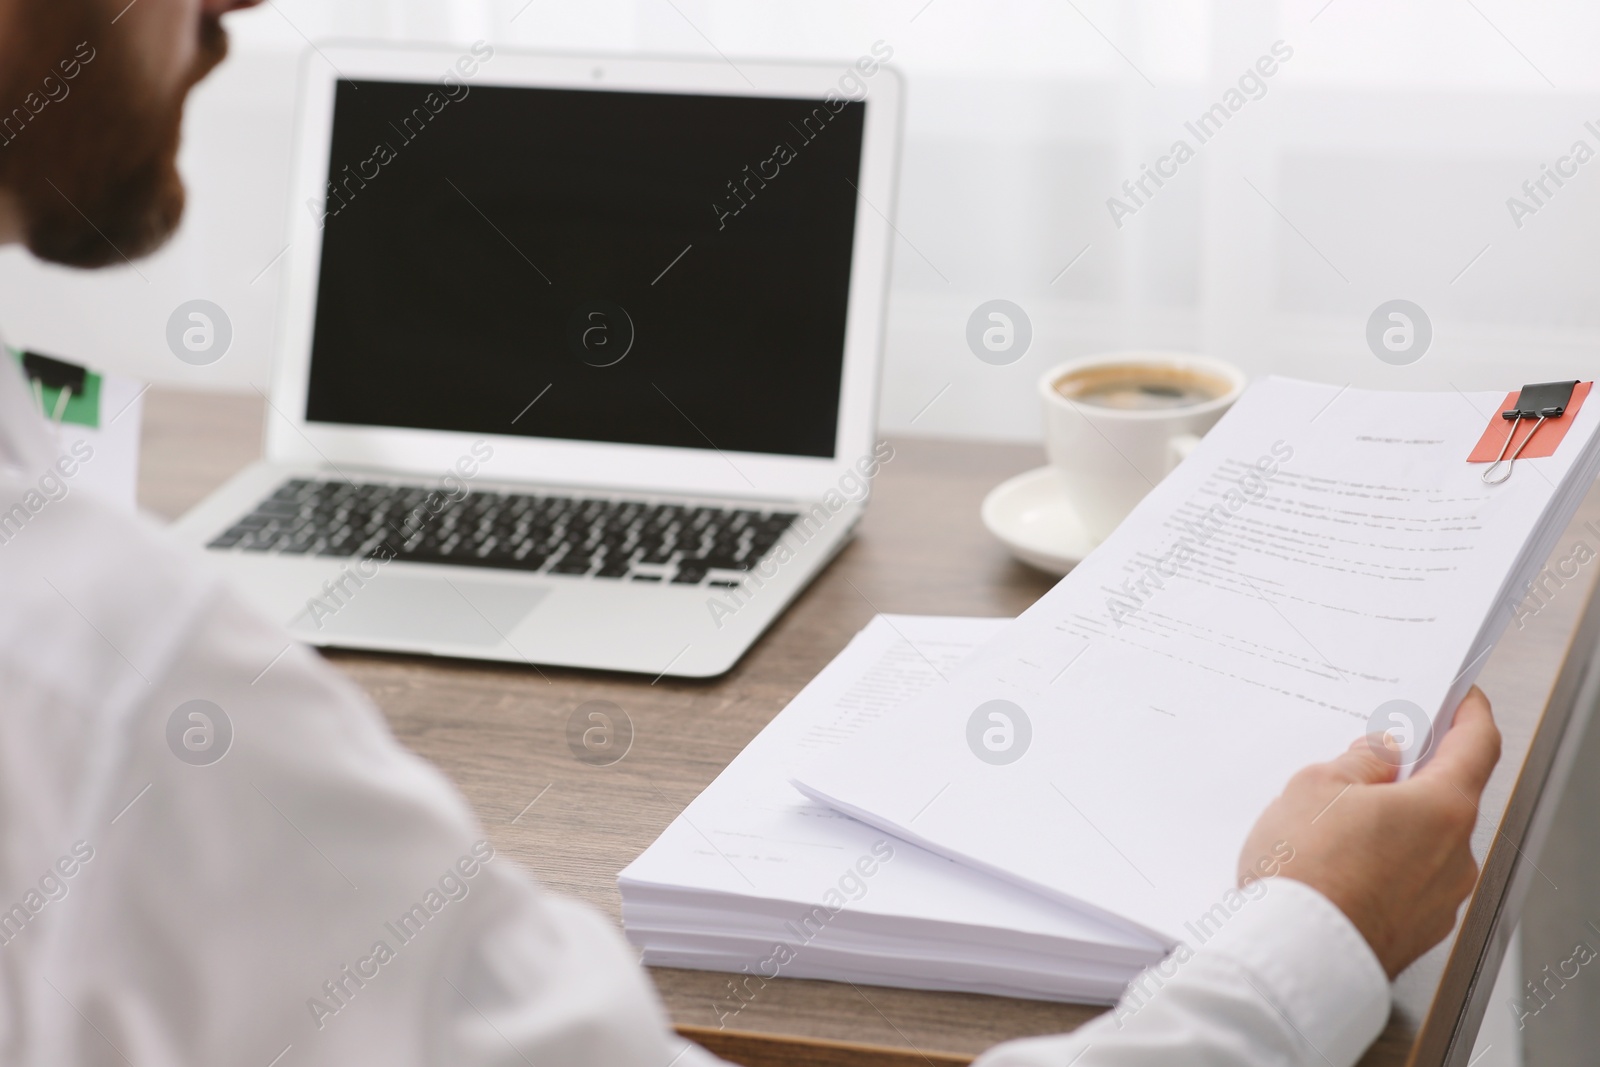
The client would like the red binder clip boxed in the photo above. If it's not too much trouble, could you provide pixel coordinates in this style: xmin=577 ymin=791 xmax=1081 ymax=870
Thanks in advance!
xmin=1482 ymin=381 xmax=1580 ymax=485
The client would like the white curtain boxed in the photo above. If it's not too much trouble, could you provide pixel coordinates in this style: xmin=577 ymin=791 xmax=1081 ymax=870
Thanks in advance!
xmin=2 ymin=0 xmax=1596 ymax=442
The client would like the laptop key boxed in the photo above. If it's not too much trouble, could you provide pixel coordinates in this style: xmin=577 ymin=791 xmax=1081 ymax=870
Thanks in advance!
xmin=212 ymin=480 xmax=802 ymax=581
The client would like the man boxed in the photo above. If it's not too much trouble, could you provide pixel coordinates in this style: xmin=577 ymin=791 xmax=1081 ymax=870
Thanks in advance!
xmin=0 ymin=1 xmax=1502 ymax=1064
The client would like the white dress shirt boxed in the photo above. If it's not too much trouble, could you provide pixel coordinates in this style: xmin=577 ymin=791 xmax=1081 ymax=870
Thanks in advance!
xmin=0 ymin=356 xmax=1390 ymax=1066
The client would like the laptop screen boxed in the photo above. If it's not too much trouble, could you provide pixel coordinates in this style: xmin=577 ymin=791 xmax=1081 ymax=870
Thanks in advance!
xmin=303 ymin=78 xmax=867 ymax=461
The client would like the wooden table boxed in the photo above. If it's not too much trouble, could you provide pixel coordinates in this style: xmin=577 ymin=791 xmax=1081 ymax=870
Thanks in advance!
xmin=138 ymin=387 xmax=1600 ymax=1067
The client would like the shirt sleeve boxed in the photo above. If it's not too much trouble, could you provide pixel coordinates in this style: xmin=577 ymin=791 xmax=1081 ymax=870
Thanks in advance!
xmin=0 ymin=467 xmax=731 ymax=1067
xmin=974 ymin=878 xmax=1391 ymax=1067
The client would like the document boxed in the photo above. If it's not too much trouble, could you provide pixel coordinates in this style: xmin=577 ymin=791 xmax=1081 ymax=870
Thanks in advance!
xmin=793 ymin=378 xmax=1600 ymax=943
xmin=620 ymin=614 xmax=1163 ymax=1002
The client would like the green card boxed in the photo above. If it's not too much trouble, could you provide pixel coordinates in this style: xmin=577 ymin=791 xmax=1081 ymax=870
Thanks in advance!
xmin=9 ymin=347 xmax=101 ymax=428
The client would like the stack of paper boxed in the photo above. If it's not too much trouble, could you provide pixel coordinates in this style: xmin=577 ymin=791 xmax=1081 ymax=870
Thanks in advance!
xmin=624 ymin=377 xmax=1600 ymax=1003
xmin=619 ymin=615 xmax=1166 ymax=1006
xmin=792 ymin=378 xmax=1600 ymax=949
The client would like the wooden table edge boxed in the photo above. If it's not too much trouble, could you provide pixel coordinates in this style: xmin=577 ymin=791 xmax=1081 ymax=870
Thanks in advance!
xmin=1407 ymin=574 xmax=1600 ymax=1066
xmin=677 ymin=1024 xmax=973 ymax=1067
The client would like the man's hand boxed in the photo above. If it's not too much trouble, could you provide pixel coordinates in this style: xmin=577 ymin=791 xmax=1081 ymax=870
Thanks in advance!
xmin=1237 ymin=687 xmax=1502 ymax=978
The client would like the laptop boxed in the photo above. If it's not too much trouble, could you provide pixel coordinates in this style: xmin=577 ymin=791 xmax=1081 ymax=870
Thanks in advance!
xmin=173 ymin=43 xmax=903 ymax=678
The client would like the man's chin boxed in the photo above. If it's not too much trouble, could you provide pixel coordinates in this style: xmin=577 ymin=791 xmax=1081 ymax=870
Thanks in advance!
xmin=24 ymin=172 xmax=186 ymax=270
xmin=3 ymin=12 xmax=226 ymax=272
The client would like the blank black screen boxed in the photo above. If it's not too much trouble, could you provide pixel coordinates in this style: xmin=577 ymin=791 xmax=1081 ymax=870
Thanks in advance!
xmin=304 ymin=79 xmax=867 ymax=459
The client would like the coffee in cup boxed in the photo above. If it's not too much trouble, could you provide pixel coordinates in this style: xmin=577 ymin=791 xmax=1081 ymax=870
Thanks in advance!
xmin=1038 ymin=353 xmax=1248 ymax=545
xmin=1053 ymin=364 xmax=1236 ymax=412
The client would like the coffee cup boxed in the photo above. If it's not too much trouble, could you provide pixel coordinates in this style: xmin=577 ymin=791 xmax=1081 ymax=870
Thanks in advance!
xmin=1038 ymin=352 xmax=1247 ymax=544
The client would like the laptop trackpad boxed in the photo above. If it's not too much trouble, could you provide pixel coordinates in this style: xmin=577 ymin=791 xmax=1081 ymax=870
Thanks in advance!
xmin=290 ymin=575 xmax=547 ymax=648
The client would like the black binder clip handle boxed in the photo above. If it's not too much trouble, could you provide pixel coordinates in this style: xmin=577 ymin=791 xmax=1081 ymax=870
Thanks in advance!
xmin=20 ymin=350 xmax=85 ymax=443
xmin=1482 ymin=380 xmax=1579 ymax=485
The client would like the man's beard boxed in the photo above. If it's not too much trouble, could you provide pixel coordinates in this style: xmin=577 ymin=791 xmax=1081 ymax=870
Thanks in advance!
xmin=0 ymin=13 xmax=228 ymax=269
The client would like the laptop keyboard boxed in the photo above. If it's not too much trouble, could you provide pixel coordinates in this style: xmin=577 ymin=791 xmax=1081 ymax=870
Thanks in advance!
xmin=206 ymin=478 xmax=800 ymax=587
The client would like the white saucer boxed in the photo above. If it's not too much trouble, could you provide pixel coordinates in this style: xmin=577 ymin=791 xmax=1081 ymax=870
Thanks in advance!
xmin=981 ymin=466 xmax=1099 ymax=576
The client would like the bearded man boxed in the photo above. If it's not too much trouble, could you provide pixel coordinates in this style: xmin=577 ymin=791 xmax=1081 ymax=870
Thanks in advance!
xmin=0 ymin=4 xmax=1500 ymax=1065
